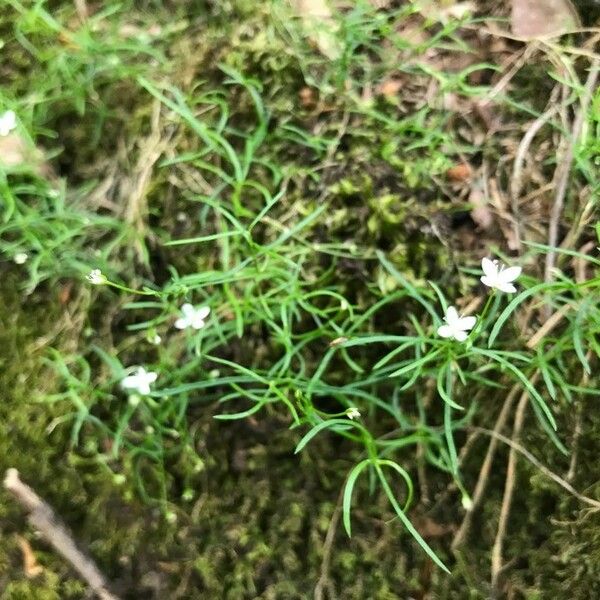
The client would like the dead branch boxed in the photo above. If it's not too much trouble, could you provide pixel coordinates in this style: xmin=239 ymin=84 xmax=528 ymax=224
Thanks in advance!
xmin=470 ymin=428 xmax=600 ymax=510
xmin=544 ymin=60 xmax=600 ymax=286
xmin=4 ymin=469 xmax=120 ymax=600
xmin=490 ymin=391 xmax=530 ymax=592
xmin=451 ymin=383 xmax=520 ymax=550
xmin=314 ymin=485 xmax=344 ymax=600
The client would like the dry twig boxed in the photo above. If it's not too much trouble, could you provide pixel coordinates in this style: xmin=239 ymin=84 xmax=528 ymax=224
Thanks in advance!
xmin=314 ymin=486 xmax=344 ymax=600
xmin=526 ymin=303 xmax=572 ymax=349
xmin=451 ymin=383 xmax=521 ymax=550
xmin=4 ymin=469 xmax=120 ymax=600
xmin=544 ymin=60 xmax=600 ymax=286
xmin=471 ymin=428 xmax=600 ymax=510
xmin=490 ymin=373 xmax=538 ymax=593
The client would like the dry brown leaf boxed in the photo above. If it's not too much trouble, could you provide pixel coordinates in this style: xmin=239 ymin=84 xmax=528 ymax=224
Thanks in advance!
xmin=416 ymin=0 xmax=476 ymax=22
xmin=0 ymin=134 xmax=31 ymax=168
xmin=58 ymin=282 xmax=74 ymax=306
xmin=413 ymin=516 xmax=453 ymax=538
xmin=369 ymin=0 xmax=392 ymax=8
xmin=299 ymin=86 xmax=318 ymax=108
xmin=16 ymin=535 xmax=44 ymax=578
xmin=446 ymin=162 xmax=472 ymax=182
xmin=0 ymin=133 xmax=49 ymax=176
xmin=377 ymin=78 xmax=403 ymax=98
xmin=289 ymin=0 xmax=341 ymax=60
xmin=511 ymin=0 xmax=580 ymax=39
xmin=469 ymin=179 xmax=494 ymax=230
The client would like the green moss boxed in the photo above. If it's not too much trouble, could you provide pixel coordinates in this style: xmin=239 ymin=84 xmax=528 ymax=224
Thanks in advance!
xmin=1 ymin=1 xmax=599 ymax=598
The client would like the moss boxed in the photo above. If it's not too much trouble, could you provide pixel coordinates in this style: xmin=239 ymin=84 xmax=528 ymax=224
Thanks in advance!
xmin=1 ymin=2 xmax=600 ymax=598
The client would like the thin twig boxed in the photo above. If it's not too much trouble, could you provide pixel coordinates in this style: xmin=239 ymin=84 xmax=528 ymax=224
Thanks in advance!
xmin=4 ymin=469 xmax=120 ymax=600
xmin=526 ymin=303 xmax=572 ymax=349
xmin=566 ymin=350 xmax=593 ymax=483
xmin=544 ymin=61 xmax=600 ymax=286
xmin=510 ymin=99 xmax=559 ymax=250
xmin=470 ymin=427 xmax=600 ymax=510
xmin=490 ymin=388 xmax=529 ymax=592
xmin=74 ymin=0 xmax=88 ymax=22
xmin=314 ymin=485 xmax=344 ymax=600
xmin=451 ymin=383 xmax=520 ymax=550
xmin=566 ymin=402 xmax=583 ymax=484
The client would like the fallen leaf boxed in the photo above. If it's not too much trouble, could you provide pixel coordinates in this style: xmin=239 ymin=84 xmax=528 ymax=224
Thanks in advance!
xmin=413 ymin=516 xmax=453 ymax=538
xmin=416 ymin=0 xmax=476 ymax=23
xmin=16 ymin=536 xmax=43 ymax=578
xmin=0 ymin=134 xmax=30 ymax=168
xmin=511 ymin=0 xmax=580 ymax=39
xmin=289 ymin=0 xmax=341 ymax=60
xmin=58 ymin=282 xmax=74 ymax=306
xmin=368 ymin=0 xmax=392 ymax=8
xmin=0 ymin=133 xmax=49 ymax=176
xmin=377 ymin=78 xmax=403 ymax=98
xmin=299 ymin=86 xmax=317 ymax=108
xmin=446 ymin=163 xmax=472 ymax=182
xmin=469 ymin=178 xmax=493 ymax=230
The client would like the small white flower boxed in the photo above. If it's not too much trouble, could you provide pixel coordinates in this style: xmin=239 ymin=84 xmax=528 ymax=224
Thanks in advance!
xmin=121 ymin=366 xmax=158 ymax=395
xmin=13 ymin=252 xmax=28 ymax=265
xmin=0 ymin=110 xmax=17 ymax=136
xmin=175 ymin=303 xmax=210 ymax=330
xmin=346 ymin=407 xmax=361 ymax=420
xmin=86 ymin=269 xmax=107 ymax=285
xmin=437 ymin=306 xmax=476 ymax=342
xmin=480 ymin=257 xmax=522 ymax=293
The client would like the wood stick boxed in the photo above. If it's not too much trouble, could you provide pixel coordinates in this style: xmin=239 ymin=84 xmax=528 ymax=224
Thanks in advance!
xmin=544 ymin=61 xmax=600 ymax=287
xmin=451 ymin=383 xmax=520 ymax=550
xmin=490 ymin=391 xmax=529 ymax=593
xmin=4 ymin=469 xmax=120 ymax=600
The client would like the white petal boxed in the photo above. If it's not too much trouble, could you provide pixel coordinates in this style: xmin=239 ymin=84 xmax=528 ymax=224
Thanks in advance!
xmin=481 ymin=257 xmax=498 ymax=278
xmin=453 ymin=329 xmax=469 ymax=342
xmin=196 ymin=306 xmax=211 ymax=320
xmin=496 ymin=281 xmax=517 ymax=293
xmin=0 ymin=111 xmax=16 ymax=136
xmin=497 ymin=266 xmax=521 ymax=283
xmin=457 ymin=316 xmax=476 ymax=331
xmin=480 ymin=274 xmax=497 ymax=288
xmin=137 ymin=382 xmax=150 ymax=395
xmin=181 ymin=303 xmax=195 ymax=317
xmin=190 ymin=316 xmax=206 ymax=330
xmin=437 ymin=324 xmax=454 ymax=338
xmin=121 ymin=375 xmax=140 ymax=389
xmin=145 ymin=371 xmax=158 ymax=383
xmin=445 ymin=306 xmax=459 ymax=326
xmin=175 ymin=317 xmax=189 ymax=329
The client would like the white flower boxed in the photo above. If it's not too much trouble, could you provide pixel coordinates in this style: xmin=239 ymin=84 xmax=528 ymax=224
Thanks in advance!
xmin=86 ymin=269 xmax=107 ymax=285
xmin=437 ymin=306 xmax=476 ymax=342
xmin=13 ymin=252 xmax=28 ymax=264
xmin=480 ymin=257 xmax=522 ymax=293
xmin=175 ymin=303 xmax=210 ymax=330
xmin=0 ymin=110 xmax=17 ymax=136
xmin=121 ymin=366 xmax=157 ymax=395
xmin=346 ymin=407 xmax=361 ymax=420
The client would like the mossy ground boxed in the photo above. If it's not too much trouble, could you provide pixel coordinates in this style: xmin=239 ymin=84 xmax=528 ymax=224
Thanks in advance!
xmin=1 ymin=1 xmax=599 ymax=598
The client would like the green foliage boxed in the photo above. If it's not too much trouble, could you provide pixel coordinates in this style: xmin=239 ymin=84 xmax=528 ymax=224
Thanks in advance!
xmin=1 ymin=0 xmax=599 ymax=596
